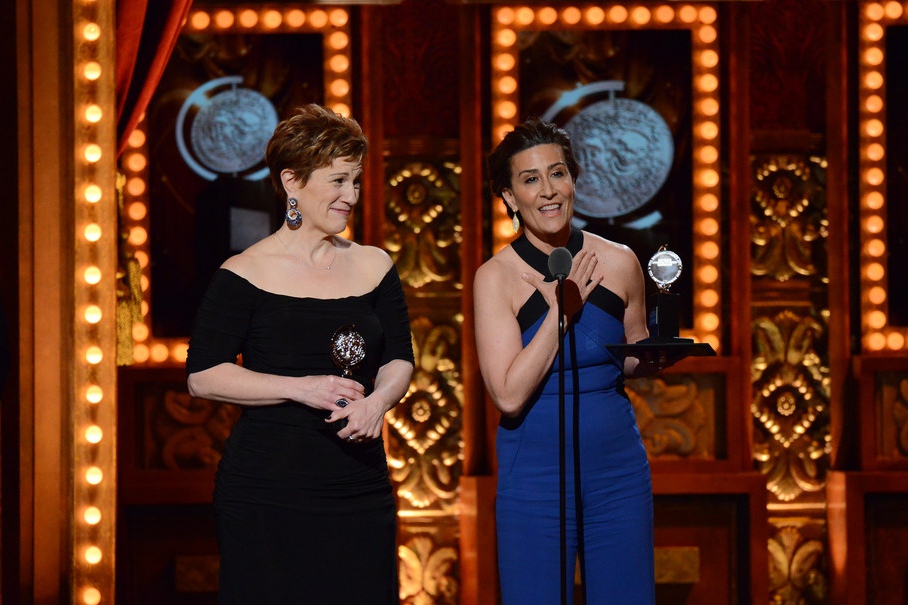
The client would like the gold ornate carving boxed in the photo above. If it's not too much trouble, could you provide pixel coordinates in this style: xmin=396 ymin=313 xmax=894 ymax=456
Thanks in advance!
xmin=751 ymin=155 xmax=828 ymax=282
xmin=385 ymin=161 xmax=462 ymax=289
xmin=752 ymin=310 xmax=830 ymax=501
xmin=387 ymin=316 xmax=463 ymax=513
xmin=878 ymin=371 xmax=908 ymax=459
xmin=768 ymin=518 xmax=828 ymax=603
xmin=626 ymin=375 xmax=715 ymax=459
xmin=398 ymin=534 xmax=459 ymax=605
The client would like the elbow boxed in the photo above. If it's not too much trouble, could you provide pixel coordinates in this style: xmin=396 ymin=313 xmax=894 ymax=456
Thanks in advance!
xmin=186 ymin=373 xmax=205 ymax=398
xmin=489 ymin=393 xmax=526 ymax=418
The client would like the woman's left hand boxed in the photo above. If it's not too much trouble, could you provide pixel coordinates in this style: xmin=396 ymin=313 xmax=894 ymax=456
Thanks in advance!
xmin=327 ymin=394 xmax=387 ymax=443
xmin=522 ymin=248 xmax=603 ymax=321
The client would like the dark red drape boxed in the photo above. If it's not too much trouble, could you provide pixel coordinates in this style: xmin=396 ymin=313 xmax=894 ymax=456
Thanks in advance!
xmin=116 ymin=0 xmax=193 ymax=157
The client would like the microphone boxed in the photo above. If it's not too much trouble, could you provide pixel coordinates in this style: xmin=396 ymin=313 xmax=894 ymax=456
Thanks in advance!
xmin=548 ymin=247 xmax=573 ymax=280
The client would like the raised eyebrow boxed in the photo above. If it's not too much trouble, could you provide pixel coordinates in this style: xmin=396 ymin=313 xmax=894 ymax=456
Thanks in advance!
xmin=516 ymin=161 xmax=567 ymax=177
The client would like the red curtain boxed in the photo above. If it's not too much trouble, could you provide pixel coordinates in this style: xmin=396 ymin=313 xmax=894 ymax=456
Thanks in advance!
xmin=116 ymin=0 xmax=193 ymax=157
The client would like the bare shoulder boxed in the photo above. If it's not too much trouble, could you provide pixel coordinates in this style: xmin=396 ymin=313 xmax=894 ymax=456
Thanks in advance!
xmin=475 ymin=246 xmax=520 ymax=290
xmin=582 ymin=231 xmax=639 ymax=268
xmin=344 ymin=239 xmax=393 ymax=271
xmin=219 ymin=237 xmax=276 ymax=280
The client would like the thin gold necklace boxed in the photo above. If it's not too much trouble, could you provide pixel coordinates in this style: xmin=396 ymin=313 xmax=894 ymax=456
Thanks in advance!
xmin=276 ymin=231 xmax=337 ymax=271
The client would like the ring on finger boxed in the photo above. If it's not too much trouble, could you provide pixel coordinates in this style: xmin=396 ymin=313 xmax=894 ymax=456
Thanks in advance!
xmin=335 ymin=398 xmax=349 ymax=408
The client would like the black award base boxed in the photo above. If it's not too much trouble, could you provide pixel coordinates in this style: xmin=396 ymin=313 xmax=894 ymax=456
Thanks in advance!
xmin=605 ymin=337 xmax=716 ymax=364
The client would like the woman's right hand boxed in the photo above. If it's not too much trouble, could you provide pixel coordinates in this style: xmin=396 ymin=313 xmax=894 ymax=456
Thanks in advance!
xmin=521 ymin=248 xmax=602 ymax=321
xmin=296 ymin=375 xmax=365 ymax=411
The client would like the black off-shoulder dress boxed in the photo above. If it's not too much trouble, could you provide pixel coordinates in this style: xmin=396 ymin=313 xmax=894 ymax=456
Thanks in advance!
xmin=186 ymin=266 xmax=414 ymax=604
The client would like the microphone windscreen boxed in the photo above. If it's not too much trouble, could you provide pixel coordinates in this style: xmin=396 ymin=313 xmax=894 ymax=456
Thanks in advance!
xmin=548 ymin=247 xmax=573 ymax=280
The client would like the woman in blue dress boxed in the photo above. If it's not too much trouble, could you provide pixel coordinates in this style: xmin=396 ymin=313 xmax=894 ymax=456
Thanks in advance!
xmin=473 ymin=119 xmax=661 ymax=604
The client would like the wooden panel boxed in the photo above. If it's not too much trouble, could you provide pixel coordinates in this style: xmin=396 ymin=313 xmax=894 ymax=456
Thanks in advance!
xmin=857 ymin=356 xmax=908 ymax=470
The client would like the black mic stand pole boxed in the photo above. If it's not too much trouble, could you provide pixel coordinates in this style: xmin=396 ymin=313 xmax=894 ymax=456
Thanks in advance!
xmin=555 ymin=273 xmax=568 ymax=605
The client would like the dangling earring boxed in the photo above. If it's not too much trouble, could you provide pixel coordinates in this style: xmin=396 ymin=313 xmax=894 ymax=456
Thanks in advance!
xmin=511 ymin=212 xmax=520 ymax=234
xmin=285 ymin=197 xmax=302 ymax=228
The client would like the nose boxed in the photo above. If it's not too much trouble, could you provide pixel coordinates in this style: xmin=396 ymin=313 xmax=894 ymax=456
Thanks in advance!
xmin=540 ymin=176 xmax=556 ymax=198
xmin=341 ymin=181 xmax=360 ymax=205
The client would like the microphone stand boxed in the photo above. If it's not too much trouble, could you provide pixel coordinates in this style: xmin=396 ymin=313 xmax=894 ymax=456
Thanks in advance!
xmin=555 ymin=271 xmax=568 ymax=605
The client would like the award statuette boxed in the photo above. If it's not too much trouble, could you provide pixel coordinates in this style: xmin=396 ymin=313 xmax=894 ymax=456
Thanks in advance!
xmin=329 ymin=325 xmax=365 ymax=431
xmin=605 ymin=245 xmax=715 ymax=361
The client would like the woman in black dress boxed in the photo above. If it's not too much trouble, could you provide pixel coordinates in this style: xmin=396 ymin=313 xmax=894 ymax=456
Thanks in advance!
xmin=187 ymin=104 xmax=414 ymax=604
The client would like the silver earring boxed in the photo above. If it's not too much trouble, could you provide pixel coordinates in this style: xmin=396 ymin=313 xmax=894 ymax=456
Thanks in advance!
xmin=285 ymin=197 xmax=302 ymax=228
xmin=512 ymin=213 xmax=520 ymax=234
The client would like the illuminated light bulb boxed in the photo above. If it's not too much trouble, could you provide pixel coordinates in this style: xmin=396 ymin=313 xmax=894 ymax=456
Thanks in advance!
xmin=140 ymin=274 xmax=150 ymax=292
xmin=885 ymin=1 xmax=903 ymax=19
xmin=863 ymin=191 xmax=884 ymax=210
xmin=654 ymin=6 xmax=674 ymax=23
xmin=584 ymin=7 xmax=605 ymax=25
xmin=630 ymin=6 xmax=651 ymax=25
xmin=699 ymin=99 xmax=720 ymax=117
xmin=329 ymin=32 xmax=349 ymax=50
xmin=700 ymin=313 xmax=720 ymax=331
xmin=887 ymin=332 xmax=906 ymax=350
xmin=84 ymin=305 xmax=102 ymax=324
xmin=285 ymin=10 xmax=305 ymax=28
xmin=496 ymin=7 xmax=515 ymax=25
xmin=699 ymin=122 xmax=719 ymax=139
xmin=84 ymin=105 xmax=102 ymax=123
xmin=699 ymin=218 xmax=719 ymax=236
xmin=329 ymin=9 xmax=349 ymax=27
xmin=151 ymin=343 xmax=170 ymax=363
xmin=866 ymin=332 xmax=886 ymax=351
xmin=84 ymin=546 xmax=102 ymax=565
xmin=865 ymin=3 xmax=885 ymax=20
xmin=865 ymin=262 xmax=885 ymax=281
xmin=86 ymin=385 xmax=103 ymax=404
xmin=84 ymin=223 xmax=102 ymax=242
xmin=864 ymin=47 xmax=884 ymax=66
xmin=329 ymin=78 xmax=350 ymax=97
xmin=699 ymin=6 xmax=718 ymax=23
xmin=83 ymin=266 xmax=102 ymax=285
xmin=865 ymin=167 xmax=884 ymax=186
xmin=537 ymin=7 xmax=558 ymax=25
xmin=562 ymin=7 xmax=581 ymax=25
xmin=699 ymin=193 xmax=719 ymax=212
xmin=331 ymin=103 xmax=350 ymax=118
xmin=678 ymin=5 xmax=698 ymax=23
xmin=85 ymin=346 xmax=103 ymax=365
xmin=214 ymin=10 xmax=235 ymax=29
xmin=135 ymin=251 xmax=149 ymax=269
xmin=699 ymin=241 xmax=720 ymax=259
xmin=172 ymin=343 xmax=190 ymax=363
xmin=698 ymin=169 xmax=719 ymax=188
xmin=700 ymin=50 xmax=719 ymax=69
xmin=498 ymin=76 xmax=517 ymax=94
xmin=329 ymin=54 xmax=349 ymax=73
xmin=865 ymin=94 xmax=883 ymax=113
xmin=85 ymin=425 xmax=103 ymax=444
xmin=128 ymin=201 xmax=147 ymax=220
xmin=85 ymin=466 xmax=103 ymax=485
xmin=83 ymin=506 xmax=102 ymax=525
xmin=608 ymin=6 xmax=628 ymax=23
xmin=864 ymin=23 xmax=884 ymax=42
xmin=126 ymin=177 xmax=145 ymax=197
xmin=82 ymin=587 xmax=101 ymax=605
xmin=190 ymin=11 xmax=211 ymax=30
xmin=866 ymin=238 xmax=886 ymax=257
xmin=865 ymin=118 xmax=884 ymax=137
xmin=866 ymin=143 xmax=885 ymax=161
xmin=83 ymin=144 xmax=102 ymax=163
xmin=700 ymin=289 xmax=719 ymax=307
xmin=868 ymin=286 xmax=887 ymax=305
xmin=698 ymin=265 xmax=719 ymax=284
xmin=495 ymin=124 xmax=512 ymax=142
xmin=84 ymin=184 xmax=102 ymax=203
xmin=83 ymin=62 xmax=102 ymax=80
xmin=699 ymin=26 xmax=718 ymax=45
xmin=699 ymin=146 xmax=719 ymax=164
xmin=698 ymin=74 xmax=719 ymax=93
xmin=495 ymin=53 xmax=516 ymax=71
xmin=498 ymin=101 xmax=517 ymax=119
xmin=82 ymin=23 xmax=101 ymax=41
xmin=309 ymin=10 xmax=328 ymax=28
xmin=497 ymin=28 xmax=517 ymax=47
xmin=704 ymin=334 xmax=720 ymax=352
xmin=128 ymin=129 xmax=146 ymax=148
xmin=133 ymin=323 xmax=149 ymax=342
xmin=516 ymin=7 xmax=535 ymax=25
xmin=140 ymin=300 xmax=149 ymax=316
xmin=864 ymin=216 xmax=884 ymax=234
xmin=128 ymin=226 xmax=148 ymax=246
xmin=258 ymin=10 xmax=280 ymax=29
xmin=133 ymin=344 xmax=150 ymax=363
xmin=864 ymin=71 xmax=884 ymax=90
xmin=238 ymin=9 xmax=257 ymax=28
xmin=126 ymin=152 xmax=147 ymax=172
xmin=868 ymin=310 xmax=886 ymax=329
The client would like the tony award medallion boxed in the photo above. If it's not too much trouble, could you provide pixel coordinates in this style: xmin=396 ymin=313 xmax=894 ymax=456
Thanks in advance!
xmin=330 ymin=324 xmax=366 ymax=378
xmin=646 ymin=246 xmax=685 ymax=342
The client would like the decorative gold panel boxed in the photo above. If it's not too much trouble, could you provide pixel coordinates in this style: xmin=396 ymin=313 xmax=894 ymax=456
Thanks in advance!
xmin=751 ymin=155 xmax=828 ymax=282
xmin=752 ymin=309 xmax=830 ymax=502
xmin=768 ymin=517 xmax=828 ymax=604
xmin=398 ymin=527 xmax=460 ymax=605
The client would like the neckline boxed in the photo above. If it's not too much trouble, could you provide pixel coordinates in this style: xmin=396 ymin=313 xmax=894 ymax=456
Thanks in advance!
xmin=511 ymin=228 xmax=584 ymax=282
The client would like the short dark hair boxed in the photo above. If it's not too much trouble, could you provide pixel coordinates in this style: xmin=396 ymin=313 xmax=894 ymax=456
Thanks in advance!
xmin=487 ymin=119 xmax=581 ymax=217
xmin=265 ymin=104 xmax=368 ymax=203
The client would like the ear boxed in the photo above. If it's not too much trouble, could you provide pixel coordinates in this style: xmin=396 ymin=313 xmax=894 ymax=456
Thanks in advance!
xmin=280 ymin=169 xmax=298 ymax=193
xmin=501 ymin=188 xmax=516 ymax=211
